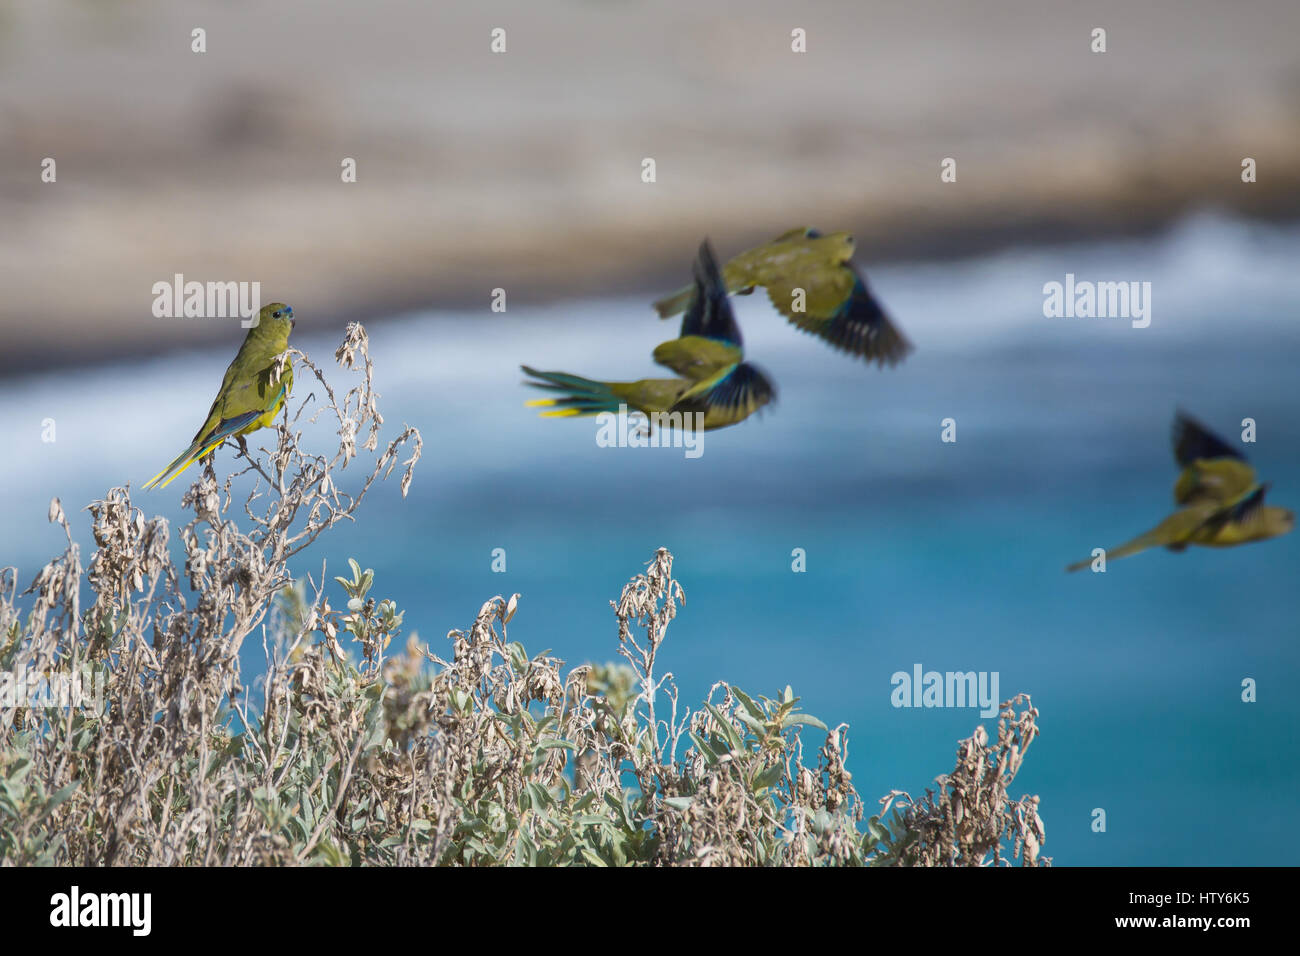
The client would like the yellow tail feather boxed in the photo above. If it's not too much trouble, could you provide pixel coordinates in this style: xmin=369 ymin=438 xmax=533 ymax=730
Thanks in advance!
xmin=143 ymin=437 xmax=221 ymax=490
xmin=143 ymin=456 xmax=195 ymax=491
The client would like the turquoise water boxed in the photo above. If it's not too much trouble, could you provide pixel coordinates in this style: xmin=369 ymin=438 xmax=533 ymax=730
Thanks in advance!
xmin=2 ymin=213 xmax=1298 ymax=864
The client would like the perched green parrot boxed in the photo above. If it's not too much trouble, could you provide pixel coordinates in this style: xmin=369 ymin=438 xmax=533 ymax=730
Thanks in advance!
xmin=144 ymin=302 xmax=296 ymax=490
xmin=524 ymin=240 xmax=775 ymax=430
xmin=1065 ymin=412 xmax=1294 ymax=572
xmin=652 ymin=227 xmax=912 ymax=367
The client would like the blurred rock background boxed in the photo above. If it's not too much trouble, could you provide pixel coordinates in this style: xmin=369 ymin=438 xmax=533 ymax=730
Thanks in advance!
xmin=2 ymin=0 xmax=1298 ymax=373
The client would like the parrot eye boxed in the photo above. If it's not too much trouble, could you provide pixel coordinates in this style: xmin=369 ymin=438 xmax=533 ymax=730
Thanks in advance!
xmin=272 ymin=310 xmax=283 ymax=319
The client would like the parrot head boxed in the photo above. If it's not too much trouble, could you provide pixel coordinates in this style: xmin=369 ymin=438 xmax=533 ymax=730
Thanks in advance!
xmin=249 ymin=302 xmax=295 ymax=346
xmin=818 ymin=230 xmax=855 ymax=261
xmin=793 ymin=228 xmax=856 ymax=263
xmin=1247 ymin=483 xmax=1295 ymax=541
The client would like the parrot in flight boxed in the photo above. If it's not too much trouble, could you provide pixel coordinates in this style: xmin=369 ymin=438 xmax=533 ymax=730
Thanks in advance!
xmin=144 ymin=302 xmax=296 ymax=490
xmin=1065 ymin=411 xmax=1294 ymax=572
xmin=651 ymin=227 xmax=912 ymax=367
xmin=523 ymin=241 xmax=775 ymax=430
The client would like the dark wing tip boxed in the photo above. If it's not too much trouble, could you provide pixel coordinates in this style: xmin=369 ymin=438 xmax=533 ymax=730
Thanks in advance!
xmin=814 ymin=269 xmax=912 ymax=366
xmin=693 ymin=238 xmax=722 ymax=288
xmin=1172 ymin=410 xmax=1246 ymax=465
xmin=681 ymin=238 xmax=742 ymax=346
xmin=708 ymin=361 xmax=776 ymax=415
xmin=1229 ymin=483 xmax=1269 ymax=523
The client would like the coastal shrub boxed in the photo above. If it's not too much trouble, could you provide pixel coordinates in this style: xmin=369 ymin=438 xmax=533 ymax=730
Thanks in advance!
xmin=0 ymin=327 xmax=1046 ymax=866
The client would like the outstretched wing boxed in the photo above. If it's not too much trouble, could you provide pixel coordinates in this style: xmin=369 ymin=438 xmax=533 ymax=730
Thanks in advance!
xmin=1171 ymin=411 xmax=1255 ymax=504
xmin=1174 ymin=458 xmax=1258 ymax=506
xmin=1173 ymin=411 xmax=1247 ymax=466
xmin=762 ymin=262 xmax=855 ymax=322
xmin=673 ymin=361 xmax=776 ymax=428
xmin=679 ymin=240 xmax=744 ymax=346
xmin=765 ymin=265 xmax=912 ymax=366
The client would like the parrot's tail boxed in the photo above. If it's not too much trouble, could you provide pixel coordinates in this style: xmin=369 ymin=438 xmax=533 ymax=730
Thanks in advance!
xmin=521 ymin=366 xmax=625 ymax=418
xmin=143 ymin=406 xmax=272 ymax=491
xmin=652 ymin=285 xmax=694 ymax=319
xmin=143 ymin=441 xmax=207 ymax=491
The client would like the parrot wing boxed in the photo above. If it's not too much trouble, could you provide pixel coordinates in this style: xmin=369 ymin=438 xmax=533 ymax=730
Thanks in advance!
xmin=1173 ymin=458 xmax=1258 ymax=506
xmin=1225 ymin=483 xmax=1269 ymax=524
xmin=653 ymin=237 xmax=756 ymax=321
xmin=197 ymin=407 xmax=274 ymax=456
xmin=762 ymin=262 xmax=856 ymax=320
xmin=1194 ymin=483 xmax=1272 ymax=544
xmin=672 ymin=361 xmax=775 ymax=427
xmin=194 ymin=351 xmax=291 ymax=446
xmin=678 ymin=240 xmax=744 ymax=346
xmin=1170 ymin=411 xmax=1256 ymax=504
xmin=765 ymin=265 xmax=912 ymax=366
xmin=1173 ymin=411 xmax=1247 ymax=466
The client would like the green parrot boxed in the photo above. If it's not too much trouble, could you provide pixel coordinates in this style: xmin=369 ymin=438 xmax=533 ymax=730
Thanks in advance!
xmin=1065 ymin=412 xmax=1294 ymax=572
xmin=652 ymin=227 xmax=912 ymax=367
xmin=144 ymin=302 xmax=296 ymax=490
xmin=524 ymin=240 xmax=775 ymax=430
